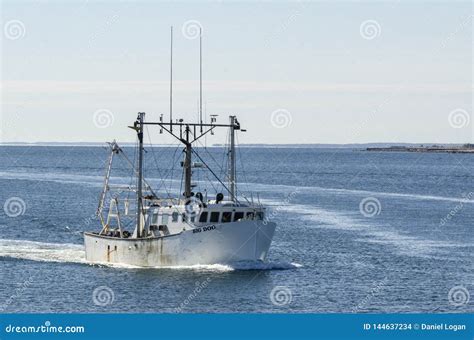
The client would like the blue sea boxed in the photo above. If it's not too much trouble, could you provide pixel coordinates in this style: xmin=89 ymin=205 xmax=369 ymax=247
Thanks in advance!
xmin=0 ymin=146 xmax=473 ymax=313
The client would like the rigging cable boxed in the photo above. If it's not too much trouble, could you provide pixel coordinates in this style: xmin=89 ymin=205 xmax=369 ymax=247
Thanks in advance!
xmin=191 ymin=147 xmax=239 ymax=204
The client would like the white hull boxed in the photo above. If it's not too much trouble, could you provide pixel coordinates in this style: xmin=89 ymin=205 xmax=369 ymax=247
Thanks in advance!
xmin=84 ymin=221 xmax=276 ymax=267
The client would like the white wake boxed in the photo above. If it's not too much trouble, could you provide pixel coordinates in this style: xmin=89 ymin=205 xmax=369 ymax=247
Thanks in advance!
xmin=262 ymin=199 xmax=470 ymax=257
xmin=0 ymin=239 xmax=86 ymax=264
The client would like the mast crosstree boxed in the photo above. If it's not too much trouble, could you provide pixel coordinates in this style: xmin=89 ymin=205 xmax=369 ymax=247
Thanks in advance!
xmin=137 ymin=117 xmax=242 ymax=201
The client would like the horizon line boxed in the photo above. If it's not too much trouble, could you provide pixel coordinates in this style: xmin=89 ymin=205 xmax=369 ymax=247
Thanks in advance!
xmin=0 ymin=142 xmax=469 ymax=148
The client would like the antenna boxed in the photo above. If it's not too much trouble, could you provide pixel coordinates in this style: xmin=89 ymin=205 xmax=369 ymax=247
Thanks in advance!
xmin=169 ymin=26 xmax=173 ymax=133
xmin=199 ymin=27 xmax=203 ymax=133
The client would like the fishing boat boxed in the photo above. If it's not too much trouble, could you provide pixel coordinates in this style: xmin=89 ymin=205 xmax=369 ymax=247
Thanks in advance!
xmin=83 ymin=28 xmax=276 ymax=267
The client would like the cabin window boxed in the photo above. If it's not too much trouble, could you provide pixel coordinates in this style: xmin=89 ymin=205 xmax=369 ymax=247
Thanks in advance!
xmin=210 ymin=212 xmax=220 ymax=223
xmin=246 ymin=212 xmax=255 ymax=220
xmin=151 ymin=212 xmax=158 ymax=225
xmin=182 ymin=213 xmax=187 ymax=222
xmin=172 ymin=212 xmax=179 ymax=222
xmin=256 ymin=212 xmax=264 ymax=220
xmin=234 ymin=212 xmax=244 ymax=221
xmin=199 ymin=211 xmax=208 ymax=223
xmin=161 ymin=214 xmax=169 ymax=225
xmin=222 ymin=212 xmax=232 ymax=223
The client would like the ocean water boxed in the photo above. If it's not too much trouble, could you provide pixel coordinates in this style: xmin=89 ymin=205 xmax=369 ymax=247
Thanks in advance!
xmin=0 ymin=145 xmax=473 ymax=313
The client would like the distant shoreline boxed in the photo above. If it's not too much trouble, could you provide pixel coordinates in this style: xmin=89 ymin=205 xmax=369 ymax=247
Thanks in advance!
xmin=366 ymin=145 xmax=474 ymax=154
xmin=0 ymin=142 xmax=469 ymax=149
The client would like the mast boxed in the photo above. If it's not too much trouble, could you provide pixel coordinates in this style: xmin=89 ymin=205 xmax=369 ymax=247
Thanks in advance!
xmin=136 ymin=112 xmax=145 ymax=238
xmin=229 ymin=116 xmax=236 ymax=202
xmin=199 ymin=27 xmax=203 ymax=133
xmin=170 ymin=26 xmax=173 ymax=133
xmin=184 ymin=125 xmax=192 ymax=198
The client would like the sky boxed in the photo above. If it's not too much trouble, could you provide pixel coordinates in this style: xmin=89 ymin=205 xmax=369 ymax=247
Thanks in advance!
xmin=0 ymin=0 xmax=472 ymax=144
